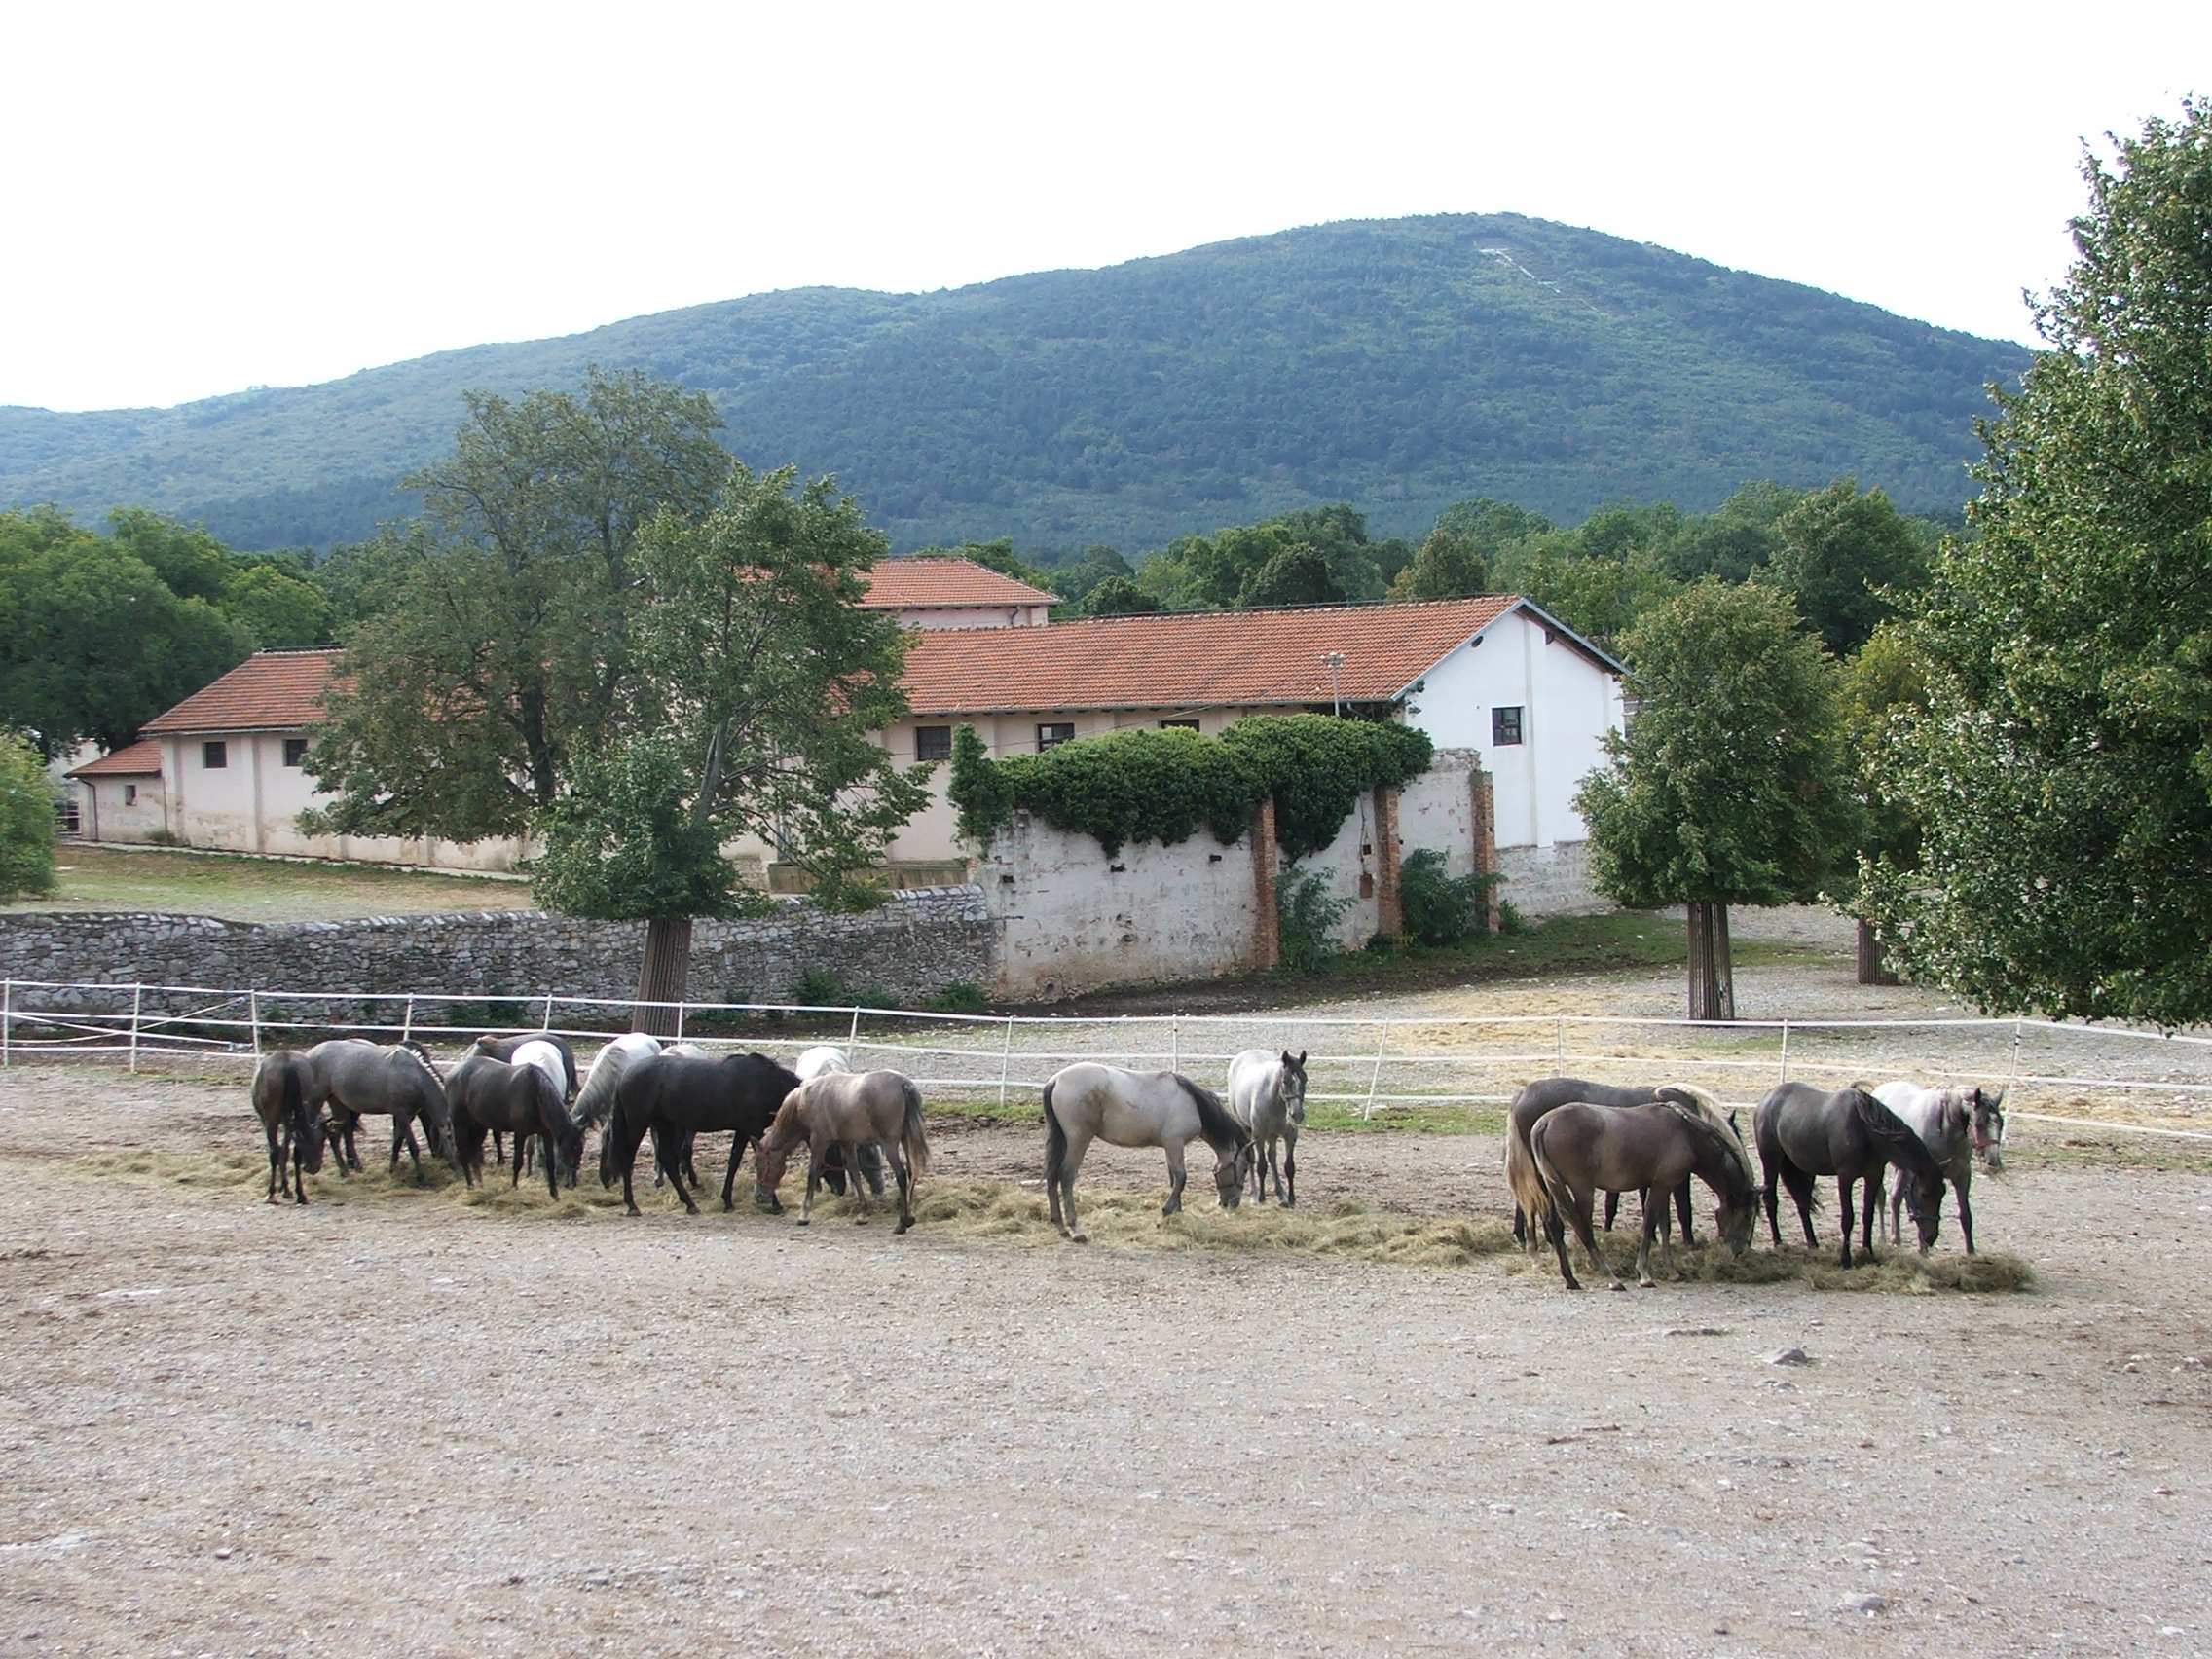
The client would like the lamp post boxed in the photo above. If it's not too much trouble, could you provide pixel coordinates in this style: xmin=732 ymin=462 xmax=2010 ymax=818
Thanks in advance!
xmin=1322 ymin=651 xmax=1345 ymax=717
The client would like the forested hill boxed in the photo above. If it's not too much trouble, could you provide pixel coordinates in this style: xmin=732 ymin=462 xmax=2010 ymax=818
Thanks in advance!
xmin=0 ymin=213 xmax=2034 ymax=553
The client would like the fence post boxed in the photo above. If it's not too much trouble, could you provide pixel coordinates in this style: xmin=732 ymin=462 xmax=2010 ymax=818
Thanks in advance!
xmin=998 ymin=1017 xmax=1014 ymax=1109
xmin=1555 ymin=1014 xmax=1566 ymax=1068
xmin=2 ymin=978 xmax=10 ymax=1070
xmin=675 ymin=999 xmax=687 ymax=1044
xmin=129 ymin=981 xmax=145 ymax=1073
xmin=542 ymin=992 xmax=556 ymax=1032
xmin=402 ymin=994 xmax=416 ymax=1046
xmin=1777 ymin=1018 xmax=1789 ymax=1084
xmin=1364 ymin=1025 xmax=1389 ymax=1121
xmin=848 ymin=1005 xmax=862 ymax=1046
xmin=1171 ymin=1014 xmax=1181 ymax=1076
xmin=2009 ymin=1016 xmax=2024 ymax=1092
xmin=250 ymin=990 xmax=262 ymax=1058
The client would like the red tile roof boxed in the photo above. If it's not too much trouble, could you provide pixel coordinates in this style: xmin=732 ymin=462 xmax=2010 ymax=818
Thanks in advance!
xmin=860 ymin=557 xmax=1054 ymax=609
xmin=901 ymin=596 xmax=1524 ymax=716
xmin=65 ymin=740 xmax=163 ymax=778
xmin=140 ymin=649 xmax=342 ymax=734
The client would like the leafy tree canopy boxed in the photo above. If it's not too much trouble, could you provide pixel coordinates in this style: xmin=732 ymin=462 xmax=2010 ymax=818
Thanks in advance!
xmin=1762 ymin=476 xmax=1931 ymax=654
xmin=1387 ymin=527 xmax=1492 ymax=601
xmin=0 ymin=730 xmax=56 ymax=903
xmin=1238 ymin=544 xmax=1342 ymax=608
xmin=1082 ymin=575 xmax=1162 ymax=616
xmin=1863 ymin=100 xmax=2212 ymax=1023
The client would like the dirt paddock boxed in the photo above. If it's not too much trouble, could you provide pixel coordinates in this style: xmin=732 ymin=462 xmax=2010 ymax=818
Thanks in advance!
xmin=3 ymin=1066 xmax=2209 ymax=1655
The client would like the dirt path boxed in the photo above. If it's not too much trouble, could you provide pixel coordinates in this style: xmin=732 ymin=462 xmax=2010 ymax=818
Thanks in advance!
xmin=3 ymin=1068 xmax=2209 ymax=1655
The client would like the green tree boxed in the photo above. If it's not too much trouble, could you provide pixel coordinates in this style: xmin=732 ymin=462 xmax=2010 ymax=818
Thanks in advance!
xmin=1431 ymin=497 xmax=1553 ymax=554
xmin=1387 ymin=527 xmax=1492 ymax=600
xmin=218 ymin=564 xmax=334 ymax=647
xmin=1082 ymin=576 xmax=1162 ymax=616
xmin=303 ymin=368 xmax=729 ymax=840
xmin=0 ymin=731 xmax=56 ymax=903
xmin=1662 ymin=480 xmax=1802 ymax=580
xmin=1049 ymin=544 xmax=1133 ymax=607
xmin=1838 ymin=620 xmax=1932 ymax=981
xmin=1574 ymin=580 xmax=1860 ymax=1018
xmin=1237 ymin=544 xmax=1341 ymax=607
xmin=1489 ymin=533 xmax=1678 ymax=645
xmin=1763 ymin=476 xmax=1930 ymax=654
xmin=533 ymin=464 xmax=929 ymax=1017
xmin=1862 ymin=101 xmax=2212 ymax=1023
xmin=0 ymin=512 xmax=250 ymax=756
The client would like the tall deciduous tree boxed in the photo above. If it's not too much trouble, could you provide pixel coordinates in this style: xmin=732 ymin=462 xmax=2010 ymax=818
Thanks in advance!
xmin=0 ymin=731 xmax=56 ymax=903
xmin=1574 ymin=580 xmax=1861 ymax=1019
xmin=303 ymin=368 xmax=729 ymax=839
xmin=1862 ymin=102 xmax=2212 ymax=1024
xmin=532 ymin=465 xmax=929 ymax=1020
xmin=1387 ymin=527 xmax=1492 ymax=600
xmin=1763 ymin=476 xmax=1930 ymax=654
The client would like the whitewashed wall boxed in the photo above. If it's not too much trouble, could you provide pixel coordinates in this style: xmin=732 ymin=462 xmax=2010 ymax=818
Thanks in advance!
xmin=78 ymin=777 xmax=168 ymax=843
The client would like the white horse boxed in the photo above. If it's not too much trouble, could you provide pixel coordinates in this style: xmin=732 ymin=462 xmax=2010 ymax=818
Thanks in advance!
xmin=1227 ymin=1049 xmax=1308 ymax=1205
xmin=574 ymin=1033 xmax=664 ymax=1131
xmin=1041 ymin=1062 xmax=1253 ymax=1242
xmin=795 ymin=1045 xmax=851 ymax=1081
xmin=1873 ymin=1081 xmax=2005 ymax=1254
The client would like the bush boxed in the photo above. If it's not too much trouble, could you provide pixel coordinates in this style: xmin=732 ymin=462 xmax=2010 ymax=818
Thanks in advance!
xmin=0 ymin=732 xmax=55 ymax=903
xmin=1399 ymin=849 xmax=1504 ymax=946
xmin=791 ymin=969 xmax=850 ymax=1007
xmin=933 ymin=980 xmax=989 ymax=1014
xmin=1276 ymin=869 xmax=1350 ymax=975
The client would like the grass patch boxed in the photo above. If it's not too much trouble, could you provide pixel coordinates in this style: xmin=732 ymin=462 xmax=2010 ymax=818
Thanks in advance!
xmin=18 ymin=844 xmax=533 ymax=922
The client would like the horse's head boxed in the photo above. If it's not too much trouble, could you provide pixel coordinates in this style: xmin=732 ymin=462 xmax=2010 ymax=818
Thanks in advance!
xmin=1214 ymin=1139 xmax=1253 ymax=1209
xmin=1714 ymin=1196 xmax=1754 ymax=1257
xmin=1972 ymin=1088 xmax=2007 ymax=1171
xmin=297 ymin=1110 xmax=329 ymax=1175
xmin=754 ymin=1092 xmax=803 ymax=1196
xmin=1901 ymin=1167 xmax=1944 ymax=1252
xmin=551 ymin=1112 xmax=586 ymax=1187
xmin=1278 ymin=1050 xmax=1309 ymax=1125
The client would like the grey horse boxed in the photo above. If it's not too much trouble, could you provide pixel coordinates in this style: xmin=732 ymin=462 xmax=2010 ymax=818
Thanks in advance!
xmin=1754 ymin=1082 xmax=1944 ymax=1267
xmin=305 ymin=1039 xmax=457 ymax=1184
xmin=1874 ymin=1081 xmax=2006 ymax=1254
xmin=1041 ymin=1062 xmax=1253 ymax=1242
xmin=1227 ymin=1048 xmax=1307 ymax=1205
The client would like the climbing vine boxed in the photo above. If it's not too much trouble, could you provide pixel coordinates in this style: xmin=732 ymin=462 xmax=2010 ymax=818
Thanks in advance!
xmin=949 ymin=714 xmax=1432 ymax=860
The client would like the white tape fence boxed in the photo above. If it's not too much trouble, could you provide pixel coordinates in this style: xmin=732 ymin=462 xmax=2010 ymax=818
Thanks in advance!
xmin=5 ymin=977 xmax=2212 ymax=1141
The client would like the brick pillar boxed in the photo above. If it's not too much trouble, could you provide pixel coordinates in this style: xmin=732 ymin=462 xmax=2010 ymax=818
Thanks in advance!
xmin=1373 ymin=785 xmax=1403 ymax=939
xmin=1469 ymin=767 xmax=1502 ymax=934
xmin=1250 ymin=797 xmax=1280 ymax=971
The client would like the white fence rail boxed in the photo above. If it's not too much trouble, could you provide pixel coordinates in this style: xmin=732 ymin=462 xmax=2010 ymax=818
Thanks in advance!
xmin=5 ymin=977 xmax=2212 ymax=1141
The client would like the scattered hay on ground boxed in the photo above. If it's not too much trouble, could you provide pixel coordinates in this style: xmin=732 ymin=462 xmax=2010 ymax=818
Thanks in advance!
xmin=1502 ymin=1234 xmax=2033 ymax=1294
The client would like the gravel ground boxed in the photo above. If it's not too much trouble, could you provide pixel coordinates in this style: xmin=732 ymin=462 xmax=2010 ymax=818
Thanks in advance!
xmin=4 ymin=1066 xmax=2210 ymax=1656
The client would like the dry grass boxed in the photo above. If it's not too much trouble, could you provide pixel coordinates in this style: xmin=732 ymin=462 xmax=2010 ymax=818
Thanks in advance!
xmin=18 ymin=843 xmax=532 ymax=921
xmin=77 ymin=1148 xmax=2033 ymax=1292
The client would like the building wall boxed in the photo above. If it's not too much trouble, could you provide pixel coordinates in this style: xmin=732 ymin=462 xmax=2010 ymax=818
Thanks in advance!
xmin=1495 ymin=840 xmax=1604 ymax=918
xmin=1408 ymin=610 xmax=1621 ymax=849
xmin=157 ymin=732 xmax=525 ymax=872
xmin=77 ymin=777 xmax=168 ymax=843
xmin=895 ymin=604 xmax=1051 ymax=631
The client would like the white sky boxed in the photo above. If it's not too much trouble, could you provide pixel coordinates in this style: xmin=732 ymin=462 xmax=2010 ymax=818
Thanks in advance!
xmin=3 ymin=1 xmax=2203 ymax=412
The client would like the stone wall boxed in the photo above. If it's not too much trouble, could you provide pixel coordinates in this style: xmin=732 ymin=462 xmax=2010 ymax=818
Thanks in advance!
xmin=1495 ymin=839 xmax=1603 ymax=918
xmin=0 ymin=887 xmax=992 ymax=1017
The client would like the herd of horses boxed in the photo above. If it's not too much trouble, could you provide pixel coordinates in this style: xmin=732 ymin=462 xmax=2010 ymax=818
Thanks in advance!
xmin=249 ymin=1028 xmax=2006 ymax=1289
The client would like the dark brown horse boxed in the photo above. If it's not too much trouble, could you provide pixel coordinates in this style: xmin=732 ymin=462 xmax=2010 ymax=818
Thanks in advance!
xmin=1529 ymin=1094 xmax=1758 ymax=1291
xmin=1505 ymin=1077 xmax=1696 ymax=1250
xmin=445 ymin=1053 xmax=580 ymax=1199
xmin=1753 ymin=1083 xmax=1944 ymax=1268
xmin=600 ymin=1051 xmax=801 ymax=1216
xmin=251 ymin=1049 xmax=326 ymax=1204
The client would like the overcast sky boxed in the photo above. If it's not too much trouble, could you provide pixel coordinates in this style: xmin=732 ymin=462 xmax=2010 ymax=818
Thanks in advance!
xmin=4 ymin=2 xmax=2203 ymax=412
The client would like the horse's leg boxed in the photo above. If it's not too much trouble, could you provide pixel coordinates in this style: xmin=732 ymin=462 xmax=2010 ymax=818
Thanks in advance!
xmin=720 ymin=1133 xmax=744 ymax=1211
xmin=1760 ymin=1162 xmax=1780 ymax=1246
xmin=621 ymin=1153 xmax=642 ymax=1217
xmin=1161 ymin=1142 xmax=1188 ymax=1217
xmin=1864 ymin=1169 xmax=1884 ymax=1262
xmin=1674 ymin=1179 xmax=1695 ymax=1248
xmin=542 ymin=1124 xmax=560 ymax=1201
xmin=1886 ymin=1177 xmax=1903 ymax=1246
xmin=847 ymin=1140 xmax=872 ymax=1223
xmin=665 ymin=1142 xmax=699 ymax=1216
xmin=1836 ymin=1176 xmax=1857 ymax=1268
xmin=1251 ymin=1130 xmax=1268 ymax=1203
xmin=1568 ymin=1186 xmax=1620 ymax=1291
xmin=399 ymin=1114 xmax=427 ymax=1185
xmin=1956 ymin=1171 xmax=1974 ymax=1256
xmin=510 ymin=1128 xmax=526 ymax=1189
xmin=1784 ymin=1164 xmax=1817 ymax=1248
xmin=263 ymin=1117 xmax=282 ymax=1203
xmin=887 ymin=1144 xmax=913 ymax=1235
xmin=493 ymin=1128 xmax=506 ymax=1169
xmin=1637 ymin=1194 xmax=1661 ymax=1288
xmin=1282 ymin=1123 xmax=1297 ymax=1207
xmin=1604 ymin=1190 xmax=1621 ymax=1232
xmin=1061 ymin=1135 xmax=1092 ymax=1242
xmin=799 ymin=1143 xmax=823 ymax=1226
xmin=1545 ymin=1203 xmax=1580 ymax=1290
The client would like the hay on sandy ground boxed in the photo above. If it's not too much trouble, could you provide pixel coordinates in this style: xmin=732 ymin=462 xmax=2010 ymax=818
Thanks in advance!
xmin=81 ymin=1149 xmax=2031 ymax=1292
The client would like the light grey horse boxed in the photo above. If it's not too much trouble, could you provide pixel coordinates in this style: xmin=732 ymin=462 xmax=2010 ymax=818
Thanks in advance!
xmin=303 ymin=1039 xmax=456 ymax=1184
xmin=1041 ymin=1062 xmax=1253 ymax=1242
xmin=1227 ymin=1048 xmax=1307 ymax=1205
xmin=573 ymin=1033 xmax=664 ymax=1132
xmin=1874 ymin=1081 xmax=2005 ymax=1254
xmin=795 ymin=1045 xmax=851 ymax=1081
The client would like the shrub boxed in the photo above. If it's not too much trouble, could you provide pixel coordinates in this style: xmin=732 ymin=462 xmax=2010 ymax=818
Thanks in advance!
xmin=1399 ymin=849 xmax=1504 ymax=947
xmin=1276 ymin=869 xmax=1350 ymax=975
xmin=933 ymin=980 xmax=989 ymax=1014
xmin=0 ymin=732 xmax=55 ymax=903
xmin=1220 ymin=717 xmax=1432 ymax=861
xmin=791 ymin=969 xmax=850 ymax=1007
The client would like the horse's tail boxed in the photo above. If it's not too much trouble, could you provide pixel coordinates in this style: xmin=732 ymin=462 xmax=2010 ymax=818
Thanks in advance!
xmin=1175 ymin=1073 xmax=1249 ymax=1155
xmin=1505 ymin=1112 xmax=1552 ymax=1241
xmin=1850 ymin=1088 xmax=1942 ymax=1185
xmin=532 ymin=1064 xmax=565 ymax=1138
xmin=899 ymin=1074 xmax=930 ymax=1176
xmin=281 ymin=1057 xmax=313 ymax=1154
xmin=1042 ymin=1077 xmax=1066 ymax=1188
xmin=1529 ymin=1120 xmax=1579 ymax=1233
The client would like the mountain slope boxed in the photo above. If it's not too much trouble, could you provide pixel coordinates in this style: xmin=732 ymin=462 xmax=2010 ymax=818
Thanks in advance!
xmin=0 ymin=214 xmax=2034 ymax=552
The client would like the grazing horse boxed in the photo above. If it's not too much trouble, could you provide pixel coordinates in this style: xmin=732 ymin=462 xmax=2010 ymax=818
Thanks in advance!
xmin=1754 ymin=1083 xmax=1945 ymax=1267
xmin=1528 ymin=1092 xmax=1758 ymax=1291
xmin=473 ymin=1031 xmax=579 ymax=1100
xmin=793 ymin=1045 xmax=884 ymax=1198
xmin=573 ymin=1033 xmax=663 ymax=1132
xmin=1227 ymin=1049 xmax=1307 ymax=1205
xmin=304 ymin=1040 xmax=456 ymax=1184
xmin=1041 ymin=1063 xmax=1253 ymax=1243
xmin=445 ymin=1053 xmax=579 ymax=1198
xmin=756 ymin=1070 xmax=930 ymax=1234
xmin=600 ymin=1050 xmax=801 ymax=1216
xmin=1505 ymin=1078 xmax=1697 ymax=1251
xmin=1874 ymin=1081 xmax=2004 ymax=1254
xmin=251 ymin=1049 xmax=326 ymax=1204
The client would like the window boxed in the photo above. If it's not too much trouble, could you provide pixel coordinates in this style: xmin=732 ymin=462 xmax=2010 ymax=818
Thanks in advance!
xmin=282 ymin=738 xmax=310 ymax=767
xmin=1491 ymin=706 xmax=1525 ymax=746
xmin=1159 ymin=719 xmax=1199 ymax=731
xmin=124 ymin=784 xmax=138 ymax=805
xmin=914 ymin=725 xmax=952 ymax=762
xmin=202 ymin=741 xmax=228 ymax=769
xmin=1037 ymin=722 xmax=1076 ymax=752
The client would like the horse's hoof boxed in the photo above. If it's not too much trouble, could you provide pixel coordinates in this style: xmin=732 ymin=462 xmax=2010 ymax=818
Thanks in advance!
xmin=795 ymin=1217 xmax=810 ymax=1227
xmin=1607 ymin=1282 xmax=1627 ymax=1292
xmin=895 ymin=1220 xmax=911 ymax=1235
xmin=1639 ymin=1278 xmax=1657 ymax=1289
xmin=1068 ymin=1230 xmax=1088 ymax=1243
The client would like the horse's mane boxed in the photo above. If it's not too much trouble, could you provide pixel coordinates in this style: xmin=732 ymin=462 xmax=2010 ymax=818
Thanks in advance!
xmin=397 ymin=1039 xmax=443 ymax=1085
xmin=1847 ymin=1088 xmax=1943 ymax=1181
xmin=1173 ymin=1074 xmax=1248 ymax=1153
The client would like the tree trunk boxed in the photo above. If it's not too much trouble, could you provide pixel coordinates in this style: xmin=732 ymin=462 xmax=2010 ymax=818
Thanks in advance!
xmin=1856 ymin=917 xmax=1899 ymax=986
xmin=1686 ymin=901 xmax=1738 ymax=1022
xmin=634 ymin=917 xmax=693 ymax=1035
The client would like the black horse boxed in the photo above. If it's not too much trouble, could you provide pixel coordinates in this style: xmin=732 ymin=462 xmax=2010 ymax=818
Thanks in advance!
xmin=1506 ymin=1078 xmax=1697 ymax=1247
xmin=1753 ymin=1082 xmax=1945 ymax=1267
xmin=473 ymin=1031 xmax=580 ymax=1171
xmin=600 ymin=1051 xmax=803 ymax=1216
xmin=446 ymin=1053 xmax=581 ymax=1199
xmin=251 ymin=1049 xmax=327 ymax=1204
